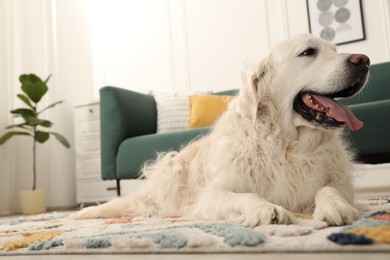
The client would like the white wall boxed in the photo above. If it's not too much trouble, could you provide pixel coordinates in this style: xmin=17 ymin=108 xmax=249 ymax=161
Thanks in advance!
xmin=49 ymin=0 xmax=94 ymax=209
xmin=0 ymin=0 xmax=389 ymax=214
xmin=337 ymin=1 xmax=390 ymax=63
xmin=89 ymin=0 xmax=174 ymax=95
xmin=90 ymin=0 xmax=390 ymax=97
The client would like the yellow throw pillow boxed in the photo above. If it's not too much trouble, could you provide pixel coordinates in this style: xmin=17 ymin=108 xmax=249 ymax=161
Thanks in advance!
xmin=189 ymin=95 xmax=235 ymax=128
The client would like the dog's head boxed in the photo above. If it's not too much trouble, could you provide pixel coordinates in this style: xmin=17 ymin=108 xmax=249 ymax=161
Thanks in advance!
xmin=239 ymin=34 xmax=370 ymax=132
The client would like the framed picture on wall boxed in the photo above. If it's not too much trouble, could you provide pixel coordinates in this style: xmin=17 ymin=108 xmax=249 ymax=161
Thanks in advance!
xmin=306 ymin=0 xmax=365 ymax=45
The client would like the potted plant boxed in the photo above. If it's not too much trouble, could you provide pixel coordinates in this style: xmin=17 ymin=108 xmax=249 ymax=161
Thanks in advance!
xmin=0 ymin=74 xmax=70 ymax=214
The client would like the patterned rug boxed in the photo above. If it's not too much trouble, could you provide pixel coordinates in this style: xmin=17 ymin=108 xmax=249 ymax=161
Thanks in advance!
xmin=0 ymin=198 xmax=389 ymax=255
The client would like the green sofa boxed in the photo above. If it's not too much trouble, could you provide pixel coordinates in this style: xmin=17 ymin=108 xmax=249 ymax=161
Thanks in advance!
xmin=340 ymin=61 xmax=390 ymax=163
xmin=99 ymin=61 xmax=390 ymax=195
xmin=99 ymin=87 xmax=236 ymax=195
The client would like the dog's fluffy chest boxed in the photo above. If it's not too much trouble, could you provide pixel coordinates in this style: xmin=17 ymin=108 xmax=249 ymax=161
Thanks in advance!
xmin=229 ymin=128 xmax=347 ymax=212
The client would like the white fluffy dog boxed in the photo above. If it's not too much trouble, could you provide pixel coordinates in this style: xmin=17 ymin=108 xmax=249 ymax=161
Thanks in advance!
xmin=71 ymin=34 xmax=370 ymax=226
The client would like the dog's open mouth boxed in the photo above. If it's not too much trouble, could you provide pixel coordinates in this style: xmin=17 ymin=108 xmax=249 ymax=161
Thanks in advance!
xmin=293 ymin=83 xmax=365 ymax=131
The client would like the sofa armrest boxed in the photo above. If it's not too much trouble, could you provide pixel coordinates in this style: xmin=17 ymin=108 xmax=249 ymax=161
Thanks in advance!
xmin=100 ymin=86 xmax=157 ymax=180
xmin=346 ymin=99 xmax=390 ymax=158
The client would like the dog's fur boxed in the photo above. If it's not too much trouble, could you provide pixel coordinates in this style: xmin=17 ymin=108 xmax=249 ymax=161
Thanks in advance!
xmin=71 ymin=34 xmax=370 ymax=226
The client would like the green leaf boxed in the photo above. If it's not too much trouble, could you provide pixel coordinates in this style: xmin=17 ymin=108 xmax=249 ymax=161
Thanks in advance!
xmin=50 ymin=132 xmax=70 ymax=148
xmin=11 ymin=108 xmax=34 ymax=116
xmin=20 ymin=74 xmax=48 ymax=103
xmin=25 ymin=116 xmax=39 ymax=125
xmin=17 ymin=94 xmax=34 ymax=109
xmin=12 ymin=108 xmax=53 ymax=127
xmin=35 ymin=131 xmax=50 ymax=143
xmin=38 ymin=100 xmax=64 ymax=115
xmin=15 ymin=110 xmax=40 ymax=125
xmin=5 ymin=123 xmax=30 ymax=130
xmin=11 ymin=108 xmax=39 ymax=125
xmin=37 ymin=120 xmax=52 ymax=128
xmin=0 ymin=131 xmax=31 ymax=145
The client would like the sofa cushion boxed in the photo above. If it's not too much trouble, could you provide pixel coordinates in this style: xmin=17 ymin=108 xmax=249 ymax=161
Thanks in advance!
xmin=189 ymin=95 xmax=235 ymax=128
xmin=116 ymin=127 xmax=210 ymax=179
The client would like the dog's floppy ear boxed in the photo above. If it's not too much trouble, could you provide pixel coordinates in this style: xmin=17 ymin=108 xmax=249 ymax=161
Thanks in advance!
xmin=238 ymin=58 xmax=272 ymax=123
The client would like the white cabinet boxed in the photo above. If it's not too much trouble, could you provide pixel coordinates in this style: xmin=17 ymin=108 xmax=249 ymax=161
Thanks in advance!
xmin=73 ymin=102 xmax=118 ymax=204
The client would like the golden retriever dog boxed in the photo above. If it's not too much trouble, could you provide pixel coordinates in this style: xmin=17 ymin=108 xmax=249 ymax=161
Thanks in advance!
xmin=71 ymin=34 xmax=370 ymax=226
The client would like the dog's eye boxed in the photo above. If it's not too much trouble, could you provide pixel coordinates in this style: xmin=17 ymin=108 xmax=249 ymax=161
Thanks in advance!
xmin=299 ymin=48 xmax=317 ymax=57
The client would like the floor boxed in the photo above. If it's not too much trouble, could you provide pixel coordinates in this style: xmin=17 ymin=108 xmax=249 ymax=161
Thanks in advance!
xmin=3 ymin=253 xmax=390 ymax=260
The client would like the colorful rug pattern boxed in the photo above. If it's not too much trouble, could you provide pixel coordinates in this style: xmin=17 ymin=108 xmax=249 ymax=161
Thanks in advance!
xmin=328 ymin=199 xmax=390 ymax=245
xmin=0 ymin=198 xmax=389 ymax=255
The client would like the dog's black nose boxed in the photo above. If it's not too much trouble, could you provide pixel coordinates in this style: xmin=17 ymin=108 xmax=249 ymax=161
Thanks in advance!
xmin=349 ymin=54 xmax=370 ymax=67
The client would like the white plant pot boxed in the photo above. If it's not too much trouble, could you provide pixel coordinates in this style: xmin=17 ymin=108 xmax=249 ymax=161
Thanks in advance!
xmin=19 ymin=190 xmax=46 ymax=215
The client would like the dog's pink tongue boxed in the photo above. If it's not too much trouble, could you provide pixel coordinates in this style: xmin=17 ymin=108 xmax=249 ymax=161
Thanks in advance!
xmin=311 ymin=94 xmax=363 ymax=131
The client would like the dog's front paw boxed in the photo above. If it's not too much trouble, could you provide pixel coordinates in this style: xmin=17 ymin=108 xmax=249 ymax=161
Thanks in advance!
xmin=313 ymin=198 xmax=360 ymax=226
xmin=242 ymin=202 xmax=295 ymax=227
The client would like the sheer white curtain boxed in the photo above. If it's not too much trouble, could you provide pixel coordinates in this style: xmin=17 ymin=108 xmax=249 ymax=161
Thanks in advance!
xmin=0 ymin=0 xmax=58 ymax=215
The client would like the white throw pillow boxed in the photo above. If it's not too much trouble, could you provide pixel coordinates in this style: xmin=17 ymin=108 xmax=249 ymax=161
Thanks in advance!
xmin=154 ymin=92 xmax=190 ymax=133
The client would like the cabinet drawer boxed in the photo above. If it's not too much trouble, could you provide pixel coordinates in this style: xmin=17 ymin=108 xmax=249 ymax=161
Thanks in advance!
xmin=76 ymin=179 xmax=117 ymax=203
xmin=74 ymin=103 xmax=101 ymax=153
xmin=74 ymin=103 xmax=100 ymax=120
xmin=76 ymin=157 xmax=101 ymax=178
xmin=77 ymin=138 xmax=101 ymax=155
xmin=79 ymin=120 xmax=100 ymax=135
